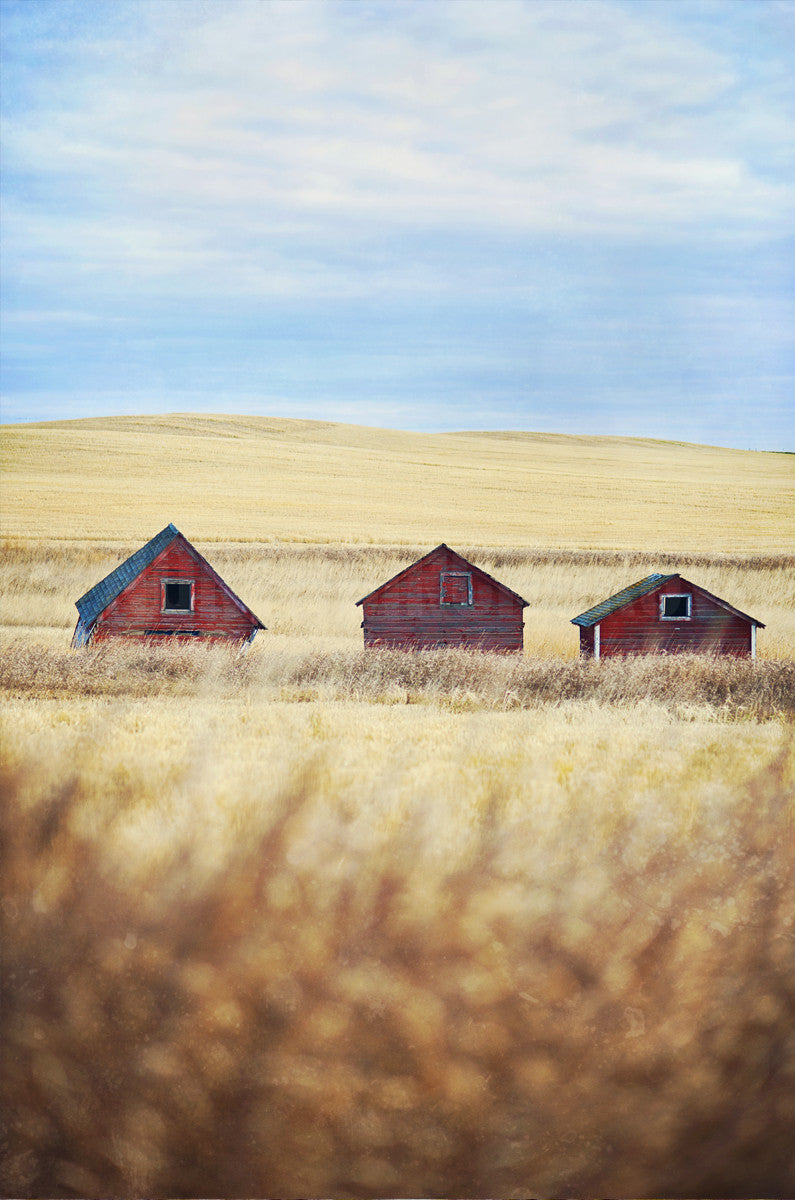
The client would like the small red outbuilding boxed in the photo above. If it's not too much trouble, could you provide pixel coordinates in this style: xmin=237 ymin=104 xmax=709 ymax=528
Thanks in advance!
xmin=571 ymin=572 xmax=763 ymax=659
xmin=72 ymin=523 xmax=265 ymax=646
xmin=356 ymin=543 xmax=528 ymax=652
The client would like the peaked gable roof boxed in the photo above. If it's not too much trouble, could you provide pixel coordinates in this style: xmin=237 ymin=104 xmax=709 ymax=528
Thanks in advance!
xmin=571 ymin=572 xmax=764 ymax=628
xmin=356 ymin=543 xmax=529 ymax=607
xmin=75 ymin=524 xmax=265 ymax=628
xmin=76 ymin=524 xmax=181 ymax=624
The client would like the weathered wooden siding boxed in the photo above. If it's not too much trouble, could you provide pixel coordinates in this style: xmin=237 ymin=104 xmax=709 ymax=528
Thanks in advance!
xmin=596 ymin=576 xmax=753 ymax=657
xmin=93 ymin=539 xmax=258 ymax=641
xmin=361 ymin=546 xmax=524 ymax=652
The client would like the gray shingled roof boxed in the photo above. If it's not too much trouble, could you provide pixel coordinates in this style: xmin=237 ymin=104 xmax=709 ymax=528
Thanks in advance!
xmin=75 ymin=523 xmax=180 ymax=625
xmin=571 ymin=573 xmax=677 ymax=628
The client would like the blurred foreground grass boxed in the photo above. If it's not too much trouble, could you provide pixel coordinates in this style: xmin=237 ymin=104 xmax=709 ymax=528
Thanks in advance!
xmin=2 ymin=641 xmax=794 ymax=1197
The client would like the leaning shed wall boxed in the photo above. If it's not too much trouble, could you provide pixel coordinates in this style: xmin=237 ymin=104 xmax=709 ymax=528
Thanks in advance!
xmin=90 ymin=537 xmax=260 ymax=642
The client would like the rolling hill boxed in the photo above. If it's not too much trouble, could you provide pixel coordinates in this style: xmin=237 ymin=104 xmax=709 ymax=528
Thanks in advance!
xmin=1 ymin=414 xmax=792 ymax=550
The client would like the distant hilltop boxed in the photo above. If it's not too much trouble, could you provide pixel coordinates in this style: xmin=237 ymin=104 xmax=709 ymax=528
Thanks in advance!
xmin=1 ymin=413 xmax=791 ymax=551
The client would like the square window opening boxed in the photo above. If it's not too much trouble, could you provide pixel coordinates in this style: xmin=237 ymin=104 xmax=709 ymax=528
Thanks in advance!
xmin=163 ymin=581 xmax=193 ymax=611
xmin=440 ymin=572 xmax=473 ymax=606
xmin=660 ymin=594 xmax=691 ymax=619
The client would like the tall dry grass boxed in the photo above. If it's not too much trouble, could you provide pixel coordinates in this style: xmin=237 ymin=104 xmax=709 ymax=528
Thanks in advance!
xmin=2 ymin=704 xmax=793 ymax=1198
xmin=2 ymin=539 xmax=793 ymax=658
xmin=2 ymin=638 xmax=794 ymax=721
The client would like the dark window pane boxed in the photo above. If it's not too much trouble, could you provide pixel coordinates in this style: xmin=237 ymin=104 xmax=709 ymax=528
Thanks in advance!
xmin=663 ymin=595 xmax=689 ymax=617
xmin=164 ymin=582 xmax=192 ymax=610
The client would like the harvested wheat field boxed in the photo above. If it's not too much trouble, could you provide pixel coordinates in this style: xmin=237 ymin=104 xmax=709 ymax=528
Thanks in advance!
xmin=1 ymin=416 xmax=794 ymax=1198
xmin=2 ymin=413 xmax=793 ymax=548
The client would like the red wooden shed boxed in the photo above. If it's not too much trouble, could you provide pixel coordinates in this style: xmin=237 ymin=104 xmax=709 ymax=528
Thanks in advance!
xmin=571 ymin=573 xmax=763 ymax=659
xmin=356 ymin=544 xmax=528 ymax=651
xmin=72 ymin=524 xmax=265 ymax=646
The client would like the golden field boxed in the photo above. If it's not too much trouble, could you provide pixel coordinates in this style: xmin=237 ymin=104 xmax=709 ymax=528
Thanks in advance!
xmin=2 ymin=413 xmax=793 ymax=548
xmin=2 ymin=539 xmax=794 ymax=660
xmin=1 ymin=415 xmax=794 ymax=1198
xmin=2 ymin=653 xmax=794 ymax=1198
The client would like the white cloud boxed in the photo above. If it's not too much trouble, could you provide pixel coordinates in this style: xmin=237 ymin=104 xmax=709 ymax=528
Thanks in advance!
xmin=4 ymin=0 xmax=792 ymax=270
xmin=1 ymin=0 xmax=792 ymax=455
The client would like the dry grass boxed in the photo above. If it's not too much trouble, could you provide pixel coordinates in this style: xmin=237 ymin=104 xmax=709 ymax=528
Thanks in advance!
xmin=2 ymin=413 xmax=793 ymax=549
xmin=2 ymin=693 xmax=793 ymax=1198
xmin=2 ymin=634 xmax=793 ymax=1195
xmin=2 ymin=639 xmax=794 ymax=722
xmin=2 ymin=540 xmax=793 ymax=659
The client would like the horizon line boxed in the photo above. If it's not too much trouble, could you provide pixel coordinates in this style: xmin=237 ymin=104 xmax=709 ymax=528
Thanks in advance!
xmin=1 ymin=410 xmax=790 ymax=456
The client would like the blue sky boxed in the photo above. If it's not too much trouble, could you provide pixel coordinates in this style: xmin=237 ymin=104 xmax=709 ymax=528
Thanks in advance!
xmin=1 ymin=0 xmax=793 ymax=448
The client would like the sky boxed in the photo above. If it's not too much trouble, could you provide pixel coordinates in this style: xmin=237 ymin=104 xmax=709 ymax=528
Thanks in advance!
xmin=1 ymin=0 xmax=793 ymax=449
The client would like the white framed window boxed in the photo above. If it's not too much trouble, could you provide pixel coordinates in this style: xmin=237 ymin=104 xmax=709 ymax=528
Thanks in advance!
xmin=660 ymin=593 xmax=691 ymax=620
xmin=440 ymin=572 xmax=473 ymax=606
xmin=162 ymin=579 xmax=194 ymax=612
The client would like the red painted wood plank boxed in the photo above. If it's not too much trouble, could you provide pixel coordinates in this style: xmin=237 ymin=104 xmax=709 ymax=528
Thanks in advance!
xmin=94 ymin=539 xmax=259 ymax=642
xmin=361 ymin=545 xmax=525 ymax=652
xmin=580 ymin=575 xmax=755 ymax=657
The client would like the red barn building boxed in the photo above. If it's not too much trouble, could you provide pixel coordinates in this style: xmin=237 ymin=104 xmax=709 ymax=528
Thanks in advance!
xmin=356 ymin=544 xmax=528 ymax=651
xmin=571 ymin=573 xmax=763 ymax=659
xmin=72 ymin=524 xmax=265 ymax=646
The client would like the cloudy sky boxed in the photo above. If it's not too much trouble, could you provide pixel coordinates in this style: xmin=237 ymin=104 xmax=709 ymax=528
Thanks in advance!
xmin=2 ymin=0 xmax=793 ymax=448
